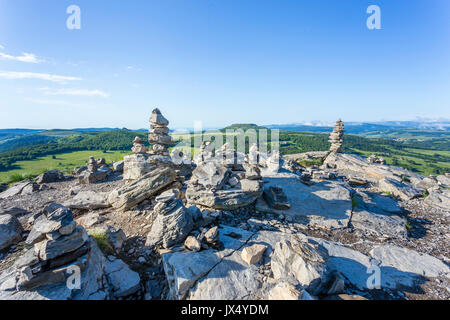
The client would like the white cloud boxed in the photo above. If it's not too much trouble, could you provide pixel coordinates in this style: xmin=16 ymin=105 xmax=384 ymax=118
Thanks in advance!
xmin=0 ymin=45 xmax=4 ymax=50
xmin=0 ymin=52 xmax=42 ymax=63
xmin=40 ymin=87 xmax=110 ymax=98
xmin=24 ymin=97 xmax=79 ymax=106
xmin=0 ymin=71 xmax=82 ymax=83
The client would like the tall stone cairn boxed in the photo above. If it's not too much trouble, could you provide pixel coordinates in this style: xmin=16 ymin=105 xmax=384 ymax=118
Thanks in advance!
xmin=328 ymin=119 xmax=345 ymax=153
xmin=148 ymin=108 xmax=173 ymax=156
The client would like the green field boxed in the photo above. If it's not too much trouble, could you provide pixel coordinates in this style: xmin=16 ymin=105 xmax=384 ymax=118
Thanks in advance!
xmin=0 ymin=150 xmax=130 ymax=184
xmin=0 ymin=127 xmax=449 ymax=184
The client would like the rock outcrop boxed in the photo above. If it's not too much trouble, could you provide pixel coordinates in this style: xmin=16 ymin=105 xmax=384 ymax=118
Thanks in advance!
xmin=145 ymin=189 xmax=194 ymax=249
xmin=0 ymin=204 xmax=140 ymax=299
xmin=108 ymin=167 xmax=176 ymax=211
xmin=0 ymin=214 xmax=23 ymax=251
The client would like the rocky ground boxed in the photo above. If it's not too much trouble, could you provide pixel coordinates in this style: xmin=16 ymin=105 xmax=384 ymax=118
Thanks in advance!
xmin=0 ymin=150 xmax=449 ymax=300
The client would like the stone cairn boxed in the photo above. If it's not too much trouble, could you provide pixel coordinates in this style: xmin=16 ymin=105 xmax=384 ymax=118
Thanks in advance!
xmin=79 ymin=156 xmax=109 ymax=184
xmin=16 ymin=204 xmax=90 ymax=291
xmin=328 ymin=119 xmax=345 ymax=154
xmin=131 ymin=136 xmax=148 ymax=154
xmin=186 ymin=143 xmax=264 ymax=210
xmin=148 ymin=108 xmax=173 ymax=156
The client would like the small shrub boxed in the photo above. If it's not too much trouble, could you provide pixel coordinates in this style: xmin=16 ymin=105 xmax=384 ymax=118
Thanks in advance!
xmin=401 ymin=175 xmax=411 ymax=183
xmin=403 ymin=217 xmax=412 ymax=230
xmin=89 ymin=230 xmax=113 ymax=253
xmin=422 ymin=190 xmax=429 ymax=198
xmin=351 ymin=196 xmax=360 ymax=209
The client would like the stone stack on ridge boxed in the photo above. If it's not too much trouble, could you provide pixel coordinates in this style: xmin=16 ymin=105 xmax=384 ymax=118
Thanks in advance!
xmin=131 ymin=136 xmax=148 ymax=154
xmin=15 ymin=204 xmax=90 ymax=291
xmin=328 ymin=119 xmax=345 ymax=154
xmin=186 ymin=144 xmax=264 ymax=210
xmin=78 ymin=157 xmax=109 ymax=184
xmin=123 ymin=108 xmax=180 ymax=180
xmin=148 ymin=108 xmax=173 ymax=156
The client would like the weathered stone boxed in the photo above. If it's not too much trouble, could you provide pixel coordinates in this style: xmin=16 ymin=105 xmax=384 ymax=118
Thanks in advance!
xmin=184 ymin=236 xmax=201 ymax=252
xmin=241 ymin=244 xmax=267 ymax=265
xmin=108 ymin=167 xmax=176 ymax=211
xmin=0 ymin=181 xmax=38 ymax=199
xmin=271 ymin=236 xmax=329 ymax=295
xmin=256 ymin=172 xmax=352 ymax=230
xmin=204 ymin=226 xmax=219 ymax=244
xmin=268 ymin=281 xmax=314 ymax=300
xmin=76 ymin=212 xmax=105 ymax=228
xmin=105 ymin=257 xmax=141 ymax=297
xmin=186 ymin=183 xmax=263 ymax=210
xmin=37 ymin=226 xmax=88 ymax=261
xmin=64 ymin=191 xmax=110 ymax=210
xmin=424 ymin=190 xmax=450 ymax=210
xmin=35 ymin=170 xmax=65 ymax=184
xmin=33 ymin=207 xmax=74 ymax=234
xmin=112 ymin=160 xmax=124 ymax=172
xmin=378 ymin=178 xmax=423 ymax=201
xmin=192 ymin=161 xmax=231 ymax=189
xmin=263 ymin=185 xmax=290 ymax=210
xmin=370 ymin=245 xmax=450 ymax=280
xmin=78 ymin=168 xmax=108 ymax=184
xmin=0 ymin=214 xmax=23 ymax=251
xmin=145 ymin=200 xmax=194 ymax=249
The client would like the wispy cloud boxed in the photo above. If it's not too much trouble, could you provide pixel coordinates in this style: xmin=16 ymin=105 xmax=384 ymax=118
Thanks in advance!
xmin=0 ymin=52 xmax=42 ymax=63
xmin=0 ymin=45 xmax=4 ymax=50
xmin=40 ymin=87 xmax=110 ymax=98
xmin=0 ymin=71 xmax=82 ymax=83
xmin=24 ymin=97 xmax=79 ymax=106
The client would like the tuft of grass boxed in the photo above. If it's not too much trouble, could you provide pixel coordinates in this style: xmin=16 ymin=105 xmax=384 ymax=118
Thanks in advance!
xmin=89 ymin=230 xmax=113 ymax=253
xmin=403 ymin=217 xmax=412 ymax=230
xmin=6 ymin=173 xmax=35 ymax=186
xmin=351 ymin=196 xmax=360 ymax=209
xmin=422 ymin=190 xmax=429 ymax=198
xmin=401 ymin=175 xmax=411 ymax=183
xmin=298 ymin=159 xmax=323 ymax=167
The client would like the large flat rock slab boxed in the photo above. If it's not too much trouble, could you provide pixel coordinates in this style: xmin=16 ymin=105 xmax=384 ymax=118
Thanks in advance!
xmin=256 ymin=172 xmax=352 ymax=230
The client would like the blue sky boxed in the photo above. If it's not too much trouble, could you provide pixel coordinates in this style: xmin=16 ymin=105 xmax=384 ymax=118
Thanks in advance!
xmin=0 ymin=0 xmax=449 ymax=129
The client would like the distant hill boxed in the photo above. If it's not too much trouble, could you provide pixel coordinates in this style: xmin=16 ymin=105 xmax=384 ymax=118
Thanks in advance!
xmin=223 ymin=123 xmax=268 ymax=131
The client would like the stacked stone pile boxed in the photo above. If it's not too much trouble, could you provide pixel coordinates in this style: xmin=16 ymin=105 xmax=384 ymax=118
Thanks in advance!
xmin=328 ymin=119 xmax=345 ymax=154
xmin=145 ymin=189 xmax=194 ymax=249
xmin=12 ymin=204 xmax=90 ymax=291
xmin=186 ymin=144 xmax=264 ymax=210
xmin=78 ymin=156 xmax=110 ymax=184
xmin=124 ymin=108 xmax=190 ymax=181
xmin=148 ymin=108 xmax=172 ymax=156
xmin=131 ymin=136 xmax=148 ymax=154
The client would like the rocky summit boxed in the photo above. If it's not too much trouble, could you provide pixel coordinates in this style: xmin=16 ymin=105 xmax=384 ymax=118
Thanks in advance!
xmin=0 ymin=113 xmax=449 ymax=301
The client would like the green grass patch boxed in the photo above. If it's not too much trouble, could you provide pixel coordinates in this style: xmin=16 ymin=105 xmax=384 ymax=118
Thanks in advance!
xmin=0 ymin=150 xmax=129 ymax=184
xmin=89 ymin=230 xmax=113 ymax=253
